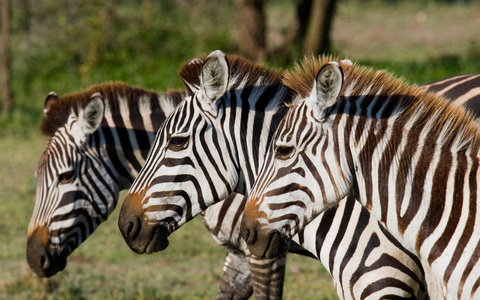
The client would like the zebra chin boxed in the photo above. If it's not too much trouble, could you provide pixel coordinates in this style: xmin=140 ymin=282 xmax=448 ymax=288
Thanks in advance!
xmin=26 ymin=225 xmax=67 ymax=278
xmin=241 ymin=218 xmax=289 ymax=259
xmin=118 ymin=192 xmax=171 ymax=254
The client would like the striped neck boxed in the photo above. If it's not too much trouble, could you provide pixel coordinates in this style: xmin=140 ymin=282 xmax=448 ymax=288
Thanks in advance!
xmin=95 ymin=91 xmax=181 ymax=188
xmin=338 ymin=82 xmax=480 ymax=299
xmin=222 ymin=83 xmax=293 ymax=195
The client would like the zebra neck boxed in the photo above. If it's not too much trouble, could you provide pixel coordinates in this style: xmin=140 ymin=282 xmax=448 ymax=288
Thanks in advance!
xmin=96 ymin=93 xmax=178 ymax=190
xmin=225 ymin=85 xmax=292 ymax=196
xmin=351 ymin=99 xmax=480 ymax=258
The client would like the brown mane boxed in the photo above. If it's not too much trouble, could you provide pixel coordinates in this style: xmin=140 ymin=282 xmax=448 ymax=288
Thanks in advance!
xmin=40 ymin=81 xmax=184 ymax=137
xmin=283 ymin=55 xmax=480 ymax=150
xmin=178 ymin=53 xmax=283 ymax=92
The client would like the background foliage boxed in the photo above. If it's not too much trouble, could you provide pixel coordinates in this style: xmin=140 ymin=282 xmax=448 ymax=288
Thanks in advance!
xmin=0 ymin=0 xmax=479 ymax=299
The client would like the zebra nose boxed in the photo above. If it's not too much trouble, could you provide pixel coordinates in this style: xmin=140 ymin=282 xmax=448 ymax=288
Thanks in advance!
xmin=26 ymin=225 xmax=66 ymax=277
xmin=118 ymin=191 xmax=171 ymax=254
xmin=241 ymin=217 xmax=258 ymax=245
xmin=124 ymin=214 xmax=141 ymax=240
xmin=241 ymin=217 xmax=288 ymax=259
xmin=118 ymin=193 xmax=144 ymax=241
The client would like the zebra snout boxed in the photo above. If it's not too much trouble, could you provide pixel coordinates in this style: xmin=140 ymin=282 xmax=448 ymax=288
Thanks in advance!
xmin=124 ymin=213 xmax=141 ymax=240
xmin=118 ymin=193 xmax=144 ymax=244
xmin=118 ymin=192 xmax=170 ymax=254
xmin=241 ymin=218 xmax=289 ymax=259
xmin=240 ymin=217 xmax=258 ymax=245
xmin=26 ymin=225 xmax=66 ymax=277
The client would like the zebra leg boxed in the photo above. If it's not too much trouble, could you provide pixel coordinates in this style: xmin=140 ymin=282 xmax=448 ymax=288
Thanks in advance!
xmin=246 ymin=250 xmax=287 ymax=300
xmin=216 ymin=250 xmax=253 ymax=300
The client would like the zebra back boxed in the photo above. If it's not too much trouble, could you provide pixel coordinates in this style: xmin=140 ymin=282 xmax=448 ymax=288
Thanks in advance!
xmin=423 ymin=73 xmax=480 ymax=120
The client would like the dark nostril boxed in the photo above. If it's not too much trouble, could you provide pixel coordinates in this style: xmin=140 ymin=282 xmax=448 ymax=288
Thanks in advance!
xmin=125 ymin=217 xmax=141 ymax=240
xmin=241 ymin=220 xmax=257 ymax=245
xmin=40 ymin=253 xmax=50 ymax=271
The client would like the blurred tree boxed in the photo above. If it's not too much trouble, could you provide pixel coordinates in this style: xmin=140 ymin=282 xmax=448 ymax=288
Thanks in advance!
xmin=1 ymin=0 xmax=13 ymax=112
xmin=16 ymin=0 xmax=31 ymax=32
xmin=301 ymin=0 xmax=337 ymax=55
xmin=235 ymin=0 xmax=266 ymax=61
xmin=296 ymin=0 xmax=312 ymax=45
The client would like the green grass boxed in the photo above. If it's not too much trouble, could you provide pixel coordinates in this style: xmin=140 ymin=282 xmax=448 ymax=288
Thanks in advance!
xmin=1 ymin=0 xmax=480 ymax=299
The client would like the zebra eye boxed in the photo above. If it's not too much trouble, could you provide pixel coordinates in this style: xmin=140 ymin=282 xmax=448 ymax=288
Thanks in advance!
xmin=275 ymin=145 xmax=294 ymax=160
xmin=58 ymin=170 xmax=75 ymax=185
xmin=168 ymin=136 xmax=189 ymax=151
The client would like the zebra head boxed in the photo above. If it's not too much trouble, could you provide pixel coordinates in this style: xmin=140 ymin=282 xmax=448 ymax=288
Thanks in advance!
xmin=118 ymin=51 xmax=241 ymax=254
xmin=28 ymin=92 xmax=118 ymax=277
xmin=118 ymin=50 xmax=288 ymax=254
xmin=242 ymin=61 xmax=355 ymax=259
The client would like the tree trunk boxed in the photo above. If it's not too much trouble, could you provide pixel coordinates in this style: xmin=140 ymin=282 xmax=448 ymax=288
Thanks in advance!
xmin=235 ymin=0 xmax=266 ymax=62
xmin=303 ymin=0 xmax=337 ymax=55
xmin=1 ymin=0 xmax=13 ymax=112
xmin=296 ymin=0 xmax=312 ymax=43
xmin=17 ymin=0 xmax=31 ymax=32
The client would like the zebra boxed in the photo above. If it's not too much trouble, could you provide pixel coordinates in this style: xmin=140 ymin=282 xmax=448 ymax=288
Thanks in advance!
xmin=118 ymin=50 xmax=476 ymax=299
xmin=28 ymin=82 xmax=182 ymax=277
xmin=242 ymin=56 xmax=480 ymax=299
xmin=28 ymin=61 xmax=477 ymax=298
xmin=27 ymin=81 xmax=298 ymax=299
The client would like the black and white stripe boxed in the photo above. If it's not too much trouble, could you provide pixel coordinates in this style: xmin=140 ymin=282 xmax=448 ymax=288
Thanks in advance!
xmin=29 ymin=60 xmax=480 ymax=298
xmin=28 ymin=83 xmax=181 ymax=278
xmin=243 ymin=57 xmax=480 ymax=299
xmin=422 ymin=74 xmax=480 ymax=118
xmin=119 ymin=51 xmax=480 ymax=299
xmin=28 ymin=81 xmax=286 ymax=299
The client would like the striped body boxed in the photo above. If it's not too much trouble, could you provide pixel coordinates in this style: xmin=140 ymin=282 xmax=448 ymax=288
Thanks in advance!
xmin=118 ymin=51 xmax=470 ymax=299
xmin=243 ymin=57 xmax=480 ymax=299
xmin=422 ymin=74 xmax=480 ymax=119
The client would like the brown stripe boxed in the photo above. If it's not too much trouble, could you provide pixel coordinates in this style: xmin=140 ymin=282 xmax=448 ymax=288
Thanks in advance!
xmin=428 ymin=150 xmax=467 ymax=264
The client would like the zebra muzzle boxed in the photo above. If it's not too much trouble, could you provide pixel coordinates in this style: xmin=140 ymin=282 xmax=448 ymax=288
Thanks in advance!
xmin=241 ymin=218 xmax=288 ymax=259
xmin=118 ymin=192 xmax=171 ymax=254
xmin=26 ymin=225 xmax=67 ymax=277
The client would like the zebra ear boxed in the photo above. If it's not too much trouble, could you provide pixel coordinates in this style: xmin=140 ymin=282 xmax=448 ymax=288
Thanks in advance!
xmin=179 ymin=58 xmax=204 ymax=94
xmin=44 ymin=92 xmax=58 ymax=117
xmin=81 ymin=93 xmax=105 ymax=135
xmin=200 ymin=50 xmax=229 ymax=109
xmin=307 ymin=62 xmax=343 ymax=120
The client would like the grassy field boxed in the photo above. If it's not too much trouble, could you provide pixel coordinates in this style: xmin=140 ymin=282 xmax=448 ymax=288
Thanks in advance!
xmin=1 ymin=1 xmax=480 ymax=299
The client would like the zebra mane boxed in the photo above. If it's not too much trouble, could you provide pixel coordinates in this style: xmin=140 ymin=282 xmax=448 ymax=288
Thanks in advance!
xmin=40 ymin=81 xmax=184 ymax=137
xmin=283 ymin=55 xmax=480 ymax=150
xmin=178 ymin=53 xmax=284 ymax=93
